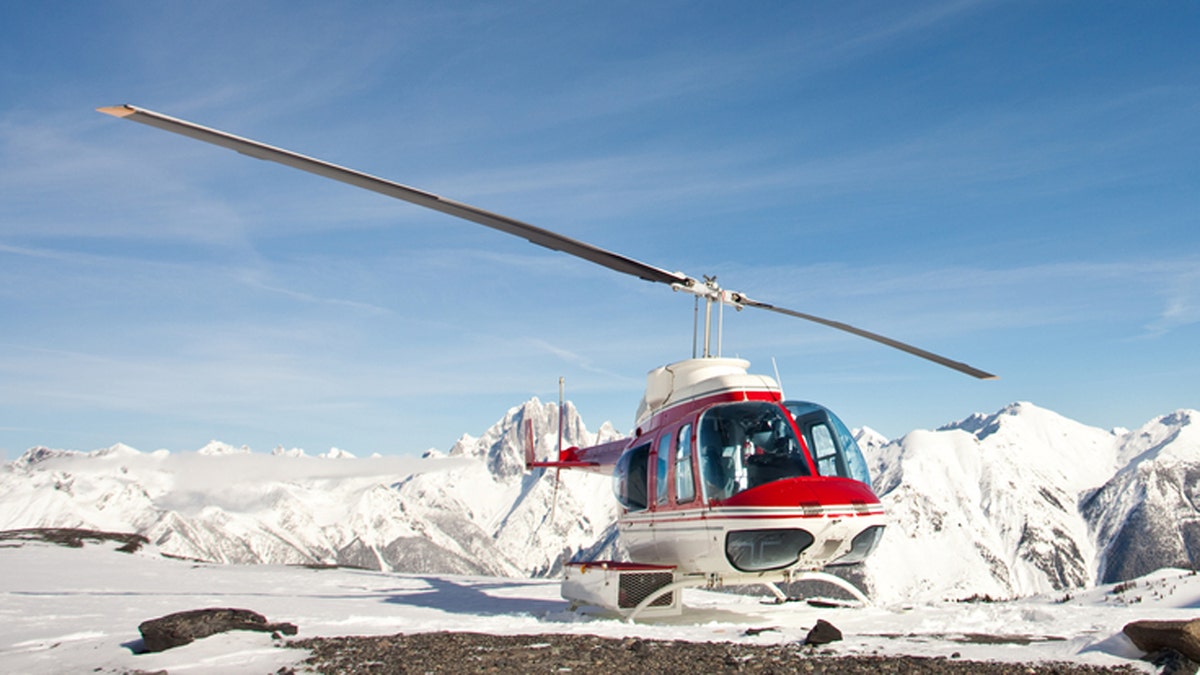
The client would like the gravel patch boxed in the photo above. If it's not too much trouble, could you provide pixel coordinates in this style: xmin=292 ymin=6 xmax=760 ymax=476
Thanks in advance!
xmin=289 ymin=631 xmax=1143 ymax=674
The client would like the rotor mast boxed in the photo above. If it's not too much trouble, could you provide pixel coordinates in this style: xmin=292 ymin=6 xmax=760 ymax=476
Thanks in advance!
xmin=675 ymin=276 xmax=737 ymax=359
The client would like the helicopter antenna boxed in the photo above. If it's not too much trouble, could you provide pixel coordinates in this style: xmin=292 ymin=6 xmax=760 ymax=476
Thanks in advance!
xmin=557 ymin=377 xmax=565 ymax=457
xmin=98 ymin=104 xmax=998 ymax=381
xmin=772 ymin=357 xmax=785 ymax=398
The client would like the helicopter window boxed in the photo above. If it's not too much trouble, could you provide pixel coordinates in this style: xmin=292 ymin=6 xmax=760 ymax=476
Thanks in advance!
xmin=655 ymin=434 xmax=671 ymax=506
xmin=675 ymin=424 xmax=695 ymax=504
xmin=614 ymin=443 xmax=651 ymax=511
xmin=698 ymin=402 xmax=808 ymax=502
xmin=810 ymin=423 xmax=842 ymax=477
xmin=784 ymin=401 xmax=872 ymax=485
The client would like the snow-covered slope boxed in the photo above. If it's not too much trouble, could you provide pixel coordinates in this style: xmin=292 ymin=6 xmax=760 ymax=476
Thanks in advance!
xmin=5 ymin=535 xmax=1192 ymax=673
xmin=4 ymin=399 xmax=1200 ymax=606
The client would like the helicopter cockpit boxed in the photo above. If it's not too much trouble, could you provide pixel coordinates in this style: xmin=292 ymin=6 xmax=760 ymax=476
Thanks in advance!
xmin=698 ymin=401 xmax=809 ymax=501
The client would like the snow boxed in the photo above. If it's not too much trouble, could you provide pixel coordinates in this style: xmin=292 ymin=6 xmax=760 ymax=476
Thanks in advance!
xmin=863 ymin=403 xmax=1200 ymax=603
xmin=0 ymin=537 xmax=1182 ymax=673
xmin=4 ymin=399 xmax=1200 ymax=672
xmin=1115 ymin=410 xmax=1200 ymax=468
xmin=1083 ymin=410 xmax=1200 ymax=584
xmin=0 ymin=399 xmax=619 ymax=575
xmin=197 ymin=440 xmax=251 ymax=456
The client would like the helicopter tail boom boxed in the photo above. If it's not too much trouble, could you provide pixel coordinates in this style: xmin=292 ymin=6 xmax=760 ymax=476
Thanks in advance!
xmin=524 ymin=419 xmax=625 ymax=474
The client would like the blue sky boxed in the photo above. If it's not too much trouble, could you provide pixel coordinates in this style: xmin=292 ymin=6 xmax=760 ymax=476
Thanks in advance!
xmin=1 ymin=1 xmax=1197 ymax=458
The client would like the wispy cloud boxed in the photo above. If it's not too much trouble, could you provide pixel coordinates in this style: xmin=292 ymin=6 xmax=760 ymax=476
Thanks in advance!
xmin=234 ymin=269 xmax=394 ymax=316
xmin=0 ymin=114 xmax=258 ymax=254
xmin=686 ymin=256 xmax=1200 ymax=372
xmin=841 ymin=0 xmax=994 ymax=55
xmin=526 ymin=338 xmax=642 ymax=385
xmin=1142 ymin=267 xmax=1200 ymax=338
xmin=0 ymin=242 xmax=79 ymax=261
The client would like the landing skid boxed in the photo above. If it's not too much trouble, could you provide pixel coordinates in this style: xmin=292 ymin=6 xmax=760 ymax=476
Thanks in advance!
xmin=562 ymin=562 xmax=871 ymax=621
xmin=762 ymin=572 xmax=871 ymax=608
xmin=625 ymin=571 xmax=869 ymax=621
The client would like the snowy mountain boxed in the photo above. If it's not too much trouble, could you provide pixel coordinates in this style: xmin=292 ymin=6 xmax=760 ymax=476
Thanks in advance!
xmin=1082 ymin=410 xmax=1200 ymax=584
xmin=859 ymin=402 xmax=1199 ymax=602
xmin=3 ymin=399 xmax=1199 ymax=604
xmin=0 ymin=398 xmax=619 ymax=578
xmin=862 ymin=402 xmax=1123 ymax=603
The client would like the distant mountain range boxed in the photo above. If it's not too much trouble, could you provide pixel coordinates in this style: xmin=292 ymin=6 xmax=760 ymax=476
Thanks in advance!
xmin=2 ymin=400 xmax=1197 ymax=603
xmin=859 ymin=403 xmax=1198 ymax=603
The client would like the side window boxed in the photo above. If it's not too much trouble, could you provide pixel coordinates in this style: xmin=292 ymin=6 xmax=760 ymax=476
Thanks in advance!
xmin=614 ymin=443 xmax=651 ymax=511
xmin=655 ymin=434 xmax=671 ymax=506
xmin=675 ymin=424 xmax=695 ymax=503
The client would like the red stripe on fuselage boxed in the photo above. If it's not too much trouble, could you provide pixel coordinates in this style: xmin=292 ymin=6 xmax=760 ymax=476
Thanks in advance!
xmin=639 ymin=475 xmax=881 ymax=517
xmin=620 ymin=506 xmax=885 ymax=526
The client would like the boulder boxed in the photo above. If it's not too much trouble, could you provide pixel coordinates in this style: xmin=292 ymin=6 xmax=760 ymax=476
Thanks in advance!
xmin=804 ymin=619 xmax=843 ymax=646
xmin=138 ymin=607 xmax=298 ymax=653
xmin=1123 ymin=619 xmax=1200 ymax=663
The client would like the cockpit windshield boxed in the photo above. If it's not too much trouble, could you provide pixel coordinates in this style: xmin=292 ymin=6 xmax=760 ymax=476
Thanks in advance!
xmin=784 ymin=401 xmax=871 ymax=485
xmin=697 ymin=402 xmax=809 ymax=502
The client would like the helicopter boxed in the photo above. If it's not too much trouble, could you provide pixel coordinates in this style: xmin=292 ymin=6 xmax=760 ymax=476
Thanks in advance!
xmin=99 ymin=104 xmax=995 ymax=619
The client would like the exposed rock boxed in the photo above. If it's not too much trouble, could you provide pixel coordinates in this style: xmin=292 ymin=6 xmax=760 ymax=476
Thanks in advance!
xmin=138 ymin=608 xmax=298 ymax=653
xmin=0 ymin=528 xmax=147 ymax=553
xmin=804 ymin=618 xmax=843 ymax=645
xmin=1123 ymin=619 xmax=1200 ymax=665
xmin=1150 ymin=649 xmax=1199 ymax=675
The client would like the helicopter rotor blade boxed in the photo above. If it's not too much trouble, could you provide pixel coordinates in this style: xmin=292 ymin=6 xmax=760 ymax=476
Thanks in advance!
xmin=96 ymin=105 xmax=692 ymax=289
xmin=98 ymin=104 xmax=995 ymax=380
xmin=735 ymin=295 xmax=998 ymax=380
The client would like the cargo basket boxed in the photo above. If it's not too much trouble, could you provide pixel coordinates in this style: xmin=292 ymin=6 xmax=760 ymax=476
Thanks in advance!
xmin=562 ymin=561 xmax=681 ymax=618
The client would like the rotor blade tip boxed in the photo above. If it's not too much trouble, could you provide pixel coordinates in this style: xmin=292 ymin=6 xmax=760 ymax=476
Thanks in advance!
xmin=96 ymin=105 xmax=136 ymax=118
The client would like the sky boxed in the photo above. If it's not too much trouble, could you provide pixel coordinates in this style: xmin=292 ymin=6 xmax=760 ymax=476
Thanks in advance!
xmin=1 ymin=1 xmax=1197 ymax=459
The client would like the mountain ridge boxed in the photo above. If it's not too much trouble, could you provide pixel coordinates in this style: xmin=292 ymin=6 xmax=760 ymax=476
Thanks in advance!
xmin=3 ymin=400 xmax=1198 ymax=602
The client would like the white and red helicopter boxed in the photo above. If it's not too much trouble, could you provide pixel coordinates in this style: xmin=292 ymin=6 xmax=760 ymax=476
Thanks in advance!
xmin=99 ymin=105 xmax=995 ymax=618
